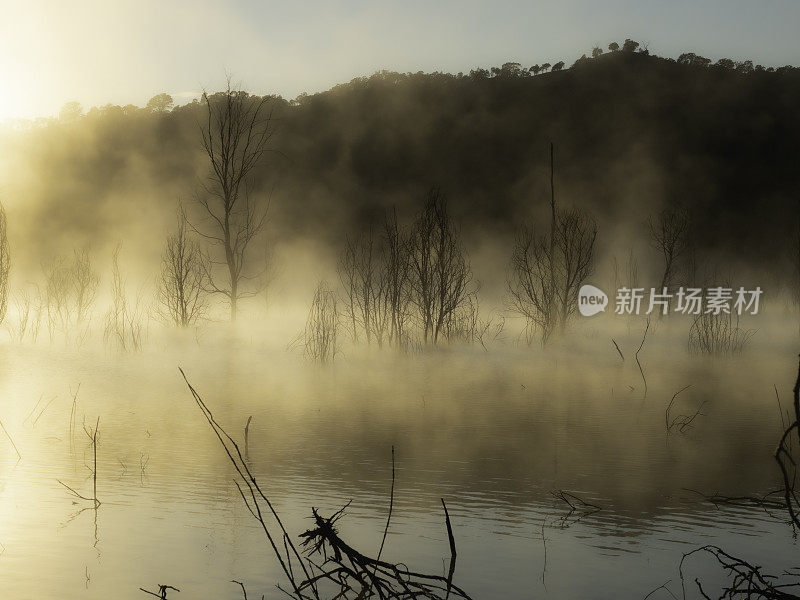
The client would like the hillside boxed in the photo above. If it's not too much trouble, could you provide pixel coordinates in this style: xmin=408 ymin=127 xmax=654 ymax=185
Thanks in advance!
xmin=1 ymin=49 xmax=799 ymax=272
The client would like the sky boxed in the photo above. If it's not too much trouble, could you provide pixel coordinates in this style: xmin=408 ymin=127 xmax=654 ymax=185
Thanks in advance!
xmin=1 ymin=0 xmax=798 ymax=120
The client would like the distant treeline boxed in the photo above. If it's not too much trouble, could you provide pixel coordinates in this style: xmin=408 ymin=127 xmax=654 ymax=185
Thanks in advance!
xmin=2 ymin=41 xmax=800 ymax=271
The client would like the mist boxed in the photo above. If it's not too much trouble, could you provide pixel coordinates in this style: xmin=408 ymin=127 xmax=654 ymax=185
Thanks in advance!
xmin=1 ymin=39 xmax=800 ymax=600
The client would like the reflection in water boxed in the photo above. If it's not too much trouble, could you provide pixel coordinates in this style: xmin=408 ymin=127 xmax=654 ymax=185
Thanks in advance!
xmin=0 ymin=327 xmax=798 ymax=599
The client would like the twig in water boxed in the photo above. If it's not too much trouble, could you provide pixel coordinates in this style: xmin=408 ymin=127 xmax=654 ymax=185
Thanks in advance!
xmin=32 ymin=395 xmax=58 ymax=427
xmin=69 ymin=384 xmax=80 ymax=451
xmin=642 ymin=580 xmax=677 ymax=599
xmin=231 ymin=580 xmax=248 ymax=599
xmin=58 ymin=416 xmax=100 ymax=507
xmin=540 ymin=519 xmax=547 ymax=586
xmin=244 ymin=415 xmax=253 ymax=461
xmin=680 ymin=545 xmax=800 ymax=599
xmin=665 ymin=385 xmax=705 ymax=434
xmin=376 ymin=445 xmax=395 ymax=564
xmin=441 ymin=498 xmax=457 ymax=599
xmin=776 ymin=383 xmax=793 ymax=454
xmin=0 ymin=414 xmax=21 ymax=460
xmin=612 ymin=338 xmax=624 ymax=362
xmin=635 ymin=318 xmax=650 ymax=397
xmin=551 ymin=490 xmax=601 ymax=528
xmin=179 ymin=367 xmax=473 ymax=600
xmin=139 ymin=584 xmax=180 ymax=599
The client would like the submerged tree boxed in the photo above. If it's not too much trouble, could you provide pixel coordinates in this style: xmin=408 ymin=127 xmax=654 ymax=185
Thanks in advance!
xmin=188 ymin=79 xmax=273 ymax=321
xmin=103 ymin=245 xmax=145 ymax=352
xmin=508 ymin=144 xmax=597 ymax=343
xmin=649 ymin=206 xmax=689 ymax=290
xmin=158 ymin=210 xmax=208 ymax=327
xmin=71 ymin=248 xmax=100 ymax=325
xmin=0 ymin=203 xmax=9 ymax=327
xmin=303 ymin=280 xmax=339 ymax=363
xmin=406 ymin=188 xmax=474 ymax=344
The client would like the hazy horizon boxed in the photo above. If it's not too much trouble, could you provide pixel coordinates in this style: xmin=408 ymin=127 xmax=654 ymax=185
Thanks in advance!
xmin=2 ymin=0 xmax=800 ymax=120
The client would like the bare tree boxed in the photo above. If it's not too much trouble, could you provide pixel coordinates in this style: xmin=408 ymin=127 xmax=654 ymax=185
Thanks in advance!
xmin=612 ymin=248 xmax=640 ymax=291
xmin=11 ymin=289 xmax=30 ymax=343
xmin=43 ymin=257 xmax=73 ymax=341
xmin=188 ymin=79 xmax=274 ymax=321
xmin=507 ymin=144 xmax=597 ymax=343
xmin=383 ymin=208 xmax=412 ymax=346
xmin=103 ymin=245 xmax=145 ymax=352
xmin=649 ymin=206 xmax=689 ymax=290
xmin=339 ymin=231 xmax=376 ymax=344
xmin=157 ymin=210 xmax=208 ymax=327
xmin=71 ymin=248 xmax=99 ymax=324
xmin=507 ymin=224 xmax=557 ymax=343
xmin=555 ymin=208 xmax=597 ymax=326
xmin=338 ymin=229 xmax=393 ymax=347
xmin=0 ymin=202 xmax=9 ymax=327
xmin=406 ymin=188 xmax=473 ymax=344
xmin=302 ymin=280 xmax=339 ymax=363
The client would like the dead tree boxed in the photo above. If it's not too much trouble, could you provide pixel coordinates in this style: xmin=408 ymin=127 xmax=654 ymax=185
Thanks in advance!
xmin=103 ymin=245 xmax=145 ymax=352
xmin=188 ymin=79 xmax=273 ymax=321
xmin=406 ymin=188 xmax=473 ymax=344
xmin=507 ymin=145 xmax=597 ymax=343
xmin=338 ymin=228 xmax=393 ymax=347
xmin=157 ymin=209 xmax=208 ymax=327
xmin=383 ymin=208 xmax=412 ymax=346
xmin=303 ymin=281 xmax=339 ymax=363
xmin=508 ymin=210 xmax=596 ymax=343
xmin=554 ymin=208 xmax=597 ymax=327
xmin=71 ymin=249 xmax=99 ymax=324
xmin=43 ymin=257 xmax=73 ymax=341
xmin=649 ymin=206 xmax=688 ymax=290
xmin=0 ymin=202 xmax=9 ymax=327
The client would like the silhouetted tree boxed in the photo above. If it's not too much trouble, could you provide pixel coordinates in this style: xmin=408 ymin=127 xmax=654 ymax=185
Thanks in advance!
xmin=157 ymin=209 xmax=208 ymax=327
xmin=146 ymin=93 xmax=174 ymax=113
xmin=339 ymin=229 xmax=384 ymax=345
xmin=714 ymin=58 xmax=735 ymax=70
xmin=592 ymin=47 xmax=603 ymax=59
xmin=649 ymin=206 xmax=689 ymax=290
xmin=406 ymin=188 xmax=473 ymax=344
xmin=678 ymin=53 xmax=712 ymax=68
xmin=572 ymin=54 xmax=589 ymax=71
xmin=188 ymin=79 xmax=273 ymax=321
xmin=529 ymin=64 xmax=541 ymax=76
xmin=0 ymin=203 xmax=9 ymax=327
xmin=507 ymin=145 xmax=597 ymax=343
xmin=302 ymin=280 xmax=339 ymax=363
xmin=541 ymin=62 xmax=551 ymax=73
xmin=500 ymin=62 xmax=523 ymax=77
xmin=383 ymin=208 xmax=412 ymax=346
xmin=622 ymin=39 xmax=640 ymax=53
xmin=553 ymin=60 xmax=566 ymax=71
xmin=608 ymin=42 xmax=620 ymax=52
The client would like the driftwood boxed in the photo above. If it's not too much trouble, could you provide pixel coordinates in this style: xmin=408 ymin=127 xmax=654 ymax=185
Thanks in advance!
xmin=179 ymin=368 xmax=472 ymax=600
xmin=680 ymin=545 xmax=800 ymax=599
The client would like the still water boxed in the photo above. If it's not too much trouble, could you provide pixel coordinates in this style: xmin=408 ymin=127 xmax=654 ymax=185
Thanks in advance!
xmin=0 ymin=326 xmax=797 ymax=599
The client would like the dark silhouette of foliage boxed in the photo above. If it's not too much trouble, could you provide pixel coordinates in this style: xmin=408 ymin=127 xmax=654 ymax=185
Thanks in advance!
xmin=146 ymin=93 xmax=174 ymax=113
xmin=622 ymin=39 xmax=640 ymax=53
